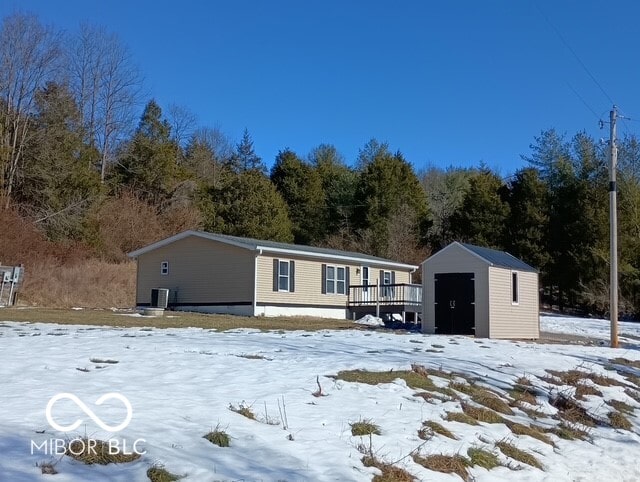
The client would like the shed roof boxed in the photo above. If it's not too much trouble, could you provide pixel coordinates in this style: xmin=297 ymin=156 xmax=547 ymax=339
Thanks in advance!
xmin=425 ymin=242 xmax=537 ymax=272
xmin=128 ymin=230 xmax=418 ymax=270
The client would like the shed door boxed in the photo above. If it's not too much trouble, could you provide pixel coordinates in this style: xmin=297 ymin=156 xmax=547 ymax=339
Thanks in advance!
xmin=434 ymin=273 xmax=475 ymax=335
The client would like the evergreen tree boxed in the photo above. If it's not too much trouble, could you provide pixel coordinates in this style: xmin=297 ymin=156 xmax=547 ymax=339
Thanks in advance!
xmin=227 ymin=128 xmax=266 ymax=173
xmin=19 ymin=82 xmax=101 ymax=240
xmin=202 ymin=170 xmax=293 ymax=242
xmin=449 ymin=167 xmax=509 ymax=249
xmin=354 ymin=146 xmax=429 ymax=257
xmin=504 ymin=167 xmax=550 ymax=273
xmin=309 ymin=144 xmax=357 ymax=236
xmin=270 ymin=149 xmax=325 ymax=244
xmin=111 ymin=100 xmax=181 ymax=205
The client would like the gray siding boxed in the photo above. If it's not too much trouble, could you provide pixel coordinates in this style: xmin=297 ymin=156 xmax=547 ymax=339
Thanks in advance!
xmin=488 ymin=267 xmax=539 ymax=339
xmin=422 ymin=244 xmax=490 ymax=337
xmin=135 ymin=236 xmax=255 ymax=305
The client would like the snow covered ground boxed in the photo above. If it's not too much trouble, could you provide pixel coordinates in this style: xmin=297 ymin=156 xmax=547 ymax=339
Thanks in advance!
xmin=0 ymin=314 xmax=639 ymax=481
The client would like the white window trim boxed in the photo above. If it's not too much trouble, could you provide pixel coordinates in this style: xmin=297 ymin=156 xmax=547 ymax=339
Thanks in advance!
xmin=325 ymin=265 xmax=346 ymax=295
xmin=511 ymin=271 xmax=519 ymax=305
xmin=278 ymin=260 xmax=290 ymax=292
xmin=160 ymin=261 xmax=169 ymax=275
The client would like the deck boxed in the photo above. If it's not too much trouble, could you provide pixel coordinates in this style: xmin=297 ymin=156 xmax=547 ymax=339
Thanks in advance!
xmin=348 ymin=283 xmax=422 ymax=322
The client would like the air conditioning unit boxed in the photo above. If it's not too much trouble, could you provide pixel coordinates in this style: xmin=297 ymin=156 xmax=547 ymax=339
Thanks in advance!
xmin=150 ymin=288 xmax=170 ymax=309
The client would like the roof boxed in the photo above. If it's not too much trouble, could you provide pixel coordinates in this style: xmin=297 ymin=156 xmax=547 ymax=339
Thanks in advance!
xmin=128 ymin=230 xmax=418 ymax=270
xmin=425 ymin=242 xmax=537 ymax=272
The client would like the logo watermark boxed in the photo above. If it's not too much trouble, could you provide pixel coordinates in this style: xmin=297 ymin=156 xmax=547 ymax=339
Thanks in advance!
xmin=32 ymin=392 xmax=145 ymax=456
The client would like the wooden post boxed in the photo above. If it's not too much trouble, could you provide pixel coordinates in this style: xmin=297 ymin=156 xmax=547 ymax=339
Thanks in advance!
xmin=376 ymin=278 xmax=380 ymax=318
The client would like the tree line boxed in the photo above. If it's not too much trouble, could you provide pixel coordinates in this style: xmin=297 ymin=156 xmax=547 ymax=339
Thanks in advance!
xmin=1 ymin=12 xmax=640 ymax=317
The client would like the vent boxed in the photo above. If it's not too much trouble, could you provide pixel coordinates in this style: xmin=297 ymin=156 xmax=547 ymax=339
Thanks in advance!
xmin=150 ymin=288 xmax=170 ymax=309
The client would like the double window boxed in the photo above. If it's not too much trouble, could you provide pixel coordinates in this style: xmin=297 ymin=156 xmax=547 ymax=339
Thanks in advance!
xmin=323 ymin=264 xmax=348 ymax=295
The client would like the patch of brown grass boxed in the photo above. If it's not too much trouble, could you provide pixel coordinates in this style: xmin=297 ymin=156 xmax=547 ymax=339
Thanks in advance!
xmin=625 ymin=388 xmax=640 ymax=403
xmin=610 ymin=358 xmax=640 ymax=369
xmin=461 ymin=402 xmax=506 ymax=424
xmin=147 ymin=466 xmax=182 ymax=481
xmin=549 ymin=394 xmax=598 ymax=427
xmin=574 ymin=383 xmax=603 ymax=400
xmin=337 ymin=369 xmax=435 ymax=390
xmin=516 ymin=376 xmax=532 ymax=386
xmin=412 ymin=454 xmax=471 ymax=481
xmin=495 ymin=440 xmax=543 ymax=469
xmin=467 ymin=447 xmax=502 ymax=470
xmin=545 ymin=423 xmax=590 ymax=441
xmin=608 ymin=411 xmax=632 ymax=430
xmin=351 ymin=419 xmax=381 ymax=436
xmin=229 ymin=402 xmax=255 ymax=420
xmin=362 ymin=455 xmax=415 ymax=482
xmin=509 ymin=385 xmax=538 ymax=406
xmin=20 ymin=259 xmax=136 ymax=308
xmin=0 ymin=307 xmax=356 ymax=331
xmin=451 ymin=382 xmax=513 ymax=415
xmin=546 ymin=369 xmax=624 ymax=388
xmin=65 ymin=438 xmax=140 ymax=465
xmin=505 ymin=421 xmax=554 ymax=445
xmin=608 ymin=399 xmax=635 ymax=414
xmin=421 ymin=421 xmax=457 ymax=440
xmin=445 ymin=411 xmax=479 ymax=426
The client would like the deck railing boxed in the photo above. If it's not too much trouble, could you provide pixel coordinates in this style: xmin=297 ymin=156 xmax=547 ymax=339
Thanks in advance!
xmin=348 ymin=283 xmax=422 ymax=307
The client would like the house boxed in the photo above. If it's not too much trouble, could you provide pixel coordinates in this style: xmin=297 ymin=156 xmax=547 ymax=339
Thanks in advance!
xmin=128 ymin=230 xmax=419 ymax=319
xmin=421 ymin=242 xmax=539 ymax=339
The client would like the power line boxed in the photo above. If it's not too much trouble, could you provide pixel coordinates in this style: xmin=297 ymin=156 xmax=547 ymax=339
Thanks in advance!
xmin=535 ymin=2 xmax=615 ymax=106
xmin=566 ymin=82 xmax=600 ymax=120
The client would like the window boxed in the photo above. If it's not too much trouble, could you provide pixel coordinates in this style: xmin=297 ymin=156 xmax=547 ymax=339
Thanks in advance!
xmin=160 ymin=261 xmax=169 ymax=275
xmin=512 ymin=272 xmax=519 ymax=304
xmin=273 ymin=259 xmax=295 ymax=292
xmin=278 ymin=260 xmax=289 ymax=291
xmin=324 ymin=264 xmax=347 ymax=295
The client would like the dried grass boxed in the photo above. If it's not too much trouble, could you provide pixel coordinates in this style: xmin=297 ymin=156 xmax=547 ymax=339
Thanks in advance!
xmin=608 ymin=411 xmax=632 ymax=430
xmin=467 ymin=447 xmax=502 ymax=470
xmin=450 ymin=382 xmax=513 ymax=415
xmin=351 ymin=419 xmax=381 ymax=436
xmin=505 ymin=421 xmax=554 ymax=445
xmin=147 ymin=466 xmax=182 ymax=481
xmin=21 ymin=259 xmax=136 ymax=308
xmin=422 ymin=420 xmax=457 ymax=440
xmin=445 ymin=411 xmax=479 ymax=426
xmin=461 ymin=402 xmax=506 ymax=424
xmin=362 ymin=455 xmax=415 ymax=482
xmin=495 ymin=440 xmax=543 ymax=469
xmin=65 ymin=438 xmax=140 ymax=465
xmin=412 ymin=454 xmax=471 ymax=481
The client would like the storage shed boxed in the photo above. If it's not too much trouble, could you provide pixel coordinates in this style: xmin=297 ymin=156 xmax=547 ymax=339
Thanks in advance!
xmin=422 ymin=242 xmax=539 ymax=339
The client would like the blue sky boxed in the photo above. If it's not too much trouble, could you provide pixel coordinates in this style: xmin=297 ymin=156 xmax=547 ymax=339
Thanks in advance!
xmin=2 ymin=1 xmax=639 ymax=174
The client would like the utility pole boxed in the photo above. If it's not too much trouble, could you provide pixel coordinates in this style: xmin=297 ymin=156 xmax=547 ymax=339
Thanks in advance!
xmin=609 ymin=105 xmax=619 ymax=348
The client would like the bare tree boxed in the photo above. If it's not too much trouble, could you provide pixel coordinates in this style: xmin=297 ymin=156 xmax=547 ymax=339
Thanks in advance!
xmin=0 ymin=13 xmax=61 ymax=207
xmin=167 ymin=103 xmax=197 ymax=150
xmin=67 ymin=24 xmax=142 ymax=182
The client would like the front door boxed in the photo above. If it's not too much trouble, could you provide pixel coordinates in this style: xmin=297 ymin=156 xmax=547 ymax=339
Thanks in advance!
xmin=361 ymin=266 xmax=370 ymax=302
xmin=434 ymin=273 xmax=475 ymax=335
